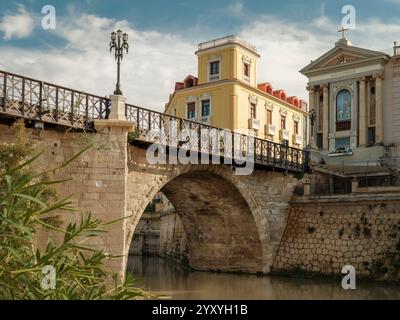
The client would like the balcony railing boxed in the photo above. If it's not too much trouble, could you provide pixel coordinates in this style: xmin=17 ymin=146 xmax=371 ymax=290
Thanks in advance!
xmin=248 ymin=117 xmax=260 ymax=130
xmin=292 ymin=134 xmax=302 ymax=146
xmin=279 ymin=129 xmax=290 ymax=141
xmin=125 ymin=103 xmax=309 ymax=173
xmin=198 ymin=35 xmax=257 ymax=53
xmin=336 ymin=121 xmax=351 ymax=132
xmin=265 ymin=123 xmax=276 ymax=136
xmin=0 ymin=70 xmax=109 ymax=130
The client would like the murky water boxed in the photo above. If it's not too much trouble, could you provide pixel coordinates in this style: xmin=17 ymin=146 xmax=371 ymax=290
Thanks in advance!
xmin=126 ymin=255 xmax=400 ymax=300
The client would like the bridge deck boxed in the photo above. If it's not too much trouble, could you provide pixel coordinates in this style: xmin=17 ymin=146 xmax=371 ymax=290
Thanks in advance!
xmin=0 ymin=70 xmax=308 ymax=173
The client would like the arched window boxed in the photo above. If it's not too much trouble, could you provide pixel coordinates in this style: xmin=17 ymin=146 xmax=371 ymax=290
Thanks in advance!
xmin=336 ymin=89 xmax=351 ymax=131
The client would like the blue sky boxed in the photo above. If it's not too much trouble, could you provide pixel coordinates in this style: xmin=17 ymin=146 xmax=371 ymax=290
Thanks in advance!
xmin=0 ymin=0 xmax=399 ymax=110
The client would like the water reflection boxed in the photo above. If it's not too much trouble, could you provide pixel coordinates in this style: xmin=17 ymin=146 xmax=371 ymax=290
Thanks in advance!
xmin=127 ymin=255 xmax=400 ymax=300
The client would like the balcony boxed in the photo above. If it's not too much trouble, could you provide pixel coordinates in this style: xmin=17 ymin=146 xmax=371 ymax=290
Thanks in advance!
xmin=248 ymin=118 xmax=260 ymax=130
xmin=336 ymin=121 xmax=351 ymax=132
xmin=292 ymin=134 xmax=302 ymax=146
xmin=265 ymin=123 xmax=276 ymax=136
xmin=279 ymin=129 xmax=290 ymax=141
xmin=200 ymin=115 xmax=210 ymax=123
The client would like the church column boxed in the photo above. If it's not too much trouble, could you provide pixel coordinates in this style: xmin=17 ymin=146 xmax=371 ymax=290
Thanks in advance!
xmin=307 ymin=85 xmax=317 ymax=148
xmin=375 ymin=75 xmax=383 ymax=145
xmin=359 ymin=78 xmax=367 ymax=146
xmin=322 ymin=84 xmax=329 ymax=150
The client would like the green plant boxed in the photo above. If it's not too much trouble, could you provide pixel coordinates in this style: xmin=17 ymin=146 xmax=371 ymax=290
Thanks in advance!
xmin=363 ymin=227 xmax=372 ymax=238
xmin=0 ymin=120 xmax=146 ymax=300
xmin=307 ymin=226 xmax=316 ymax=233
xmin=354 ymin=224 xmax=361 ymax=238
xmin=128 ymin=130 xmax=141 ymax=143
xmin=338 ymin=227 xmax=344 ymax=238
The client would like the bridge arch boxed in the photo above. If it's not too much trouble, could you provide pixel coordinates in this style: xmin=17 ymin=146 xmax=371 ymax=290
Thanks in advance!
xmin=125 ymin=146 xmax=298 ymax=274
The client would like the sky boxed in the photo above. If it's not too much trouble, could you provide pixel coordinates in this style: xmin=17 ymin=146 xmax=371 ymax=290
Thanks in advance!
xmin=0 ymin=0 xmax=399 ymax=111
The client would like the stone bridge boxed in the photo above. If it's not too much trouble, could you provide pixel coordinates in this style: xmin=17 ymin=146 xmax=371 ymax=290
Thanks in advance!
xmin=0 ymin=70 xmax=307 ymax=279
xmin=0 ymin=119 xmax=300 ymax=278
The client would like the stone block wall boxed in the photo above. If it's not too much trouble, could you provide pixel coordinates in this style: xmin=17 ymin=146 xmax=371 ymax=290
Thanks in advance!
xmin=273 ymin=194 xmax=400 ymax=281
xmin=0 ymin=121 xmax=131 ymax=279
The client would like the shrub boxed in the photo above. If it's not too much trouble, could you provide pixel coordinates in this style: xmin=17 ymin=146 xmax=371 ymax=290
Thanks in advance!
xmin=0 ymin=120 xmax=145 ymax=300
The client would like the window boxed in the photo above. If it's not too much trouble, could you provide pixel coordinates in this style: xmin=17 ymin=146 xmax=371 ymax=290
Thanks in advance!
xmin=336 ymin=89 xmax=351 ymax=131
xmin=244 ymin=63 xmax=250 ymax=78
xmin=187 ymin=102 xmax=195 ymax=120
xmin=210 ymin=61 xmax=219 ymax=75
xmin=368 ymin=127 xmax=376 ymax=146
xmin=317 ymin=133 xmax=323 ymax=149
xmin=209 ymin=60 xmax=220 ymax=82
xmin=201 ymin=99 xmax=210 ymax=117
xmin=267 ymin=109 xmax=272 ymax=125
xmin=281 ymin=116 xmax=286 ymax=130
xmin=294 ymin=121 xmax=299 ymax=135
xmin=250 ymin=103 xmax=256 ymax=119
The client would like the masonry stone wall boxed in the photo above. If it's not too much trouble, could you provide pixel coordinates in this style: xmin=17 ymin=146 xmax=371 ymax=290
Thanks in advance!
xmin=273 ymin=194 xmax=400 ymax=281
xmin=0 ymin=122 xmax=131 ymax=280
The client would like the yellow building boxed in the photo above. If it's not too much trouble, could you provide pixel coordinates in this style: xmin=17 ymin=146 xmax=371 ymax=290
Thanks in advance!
xmin=164 ymin=35 xmax=309 ymax=148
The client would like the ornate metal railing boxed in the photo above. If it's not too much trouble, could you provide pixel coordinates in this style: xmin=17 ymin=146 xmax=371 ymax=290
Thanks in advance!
xmin=0 ymin=70 xmax=110 ymax=130
xmin=358 ymin=175 xmax=400 ymax=188
xmin=0 ymin=69 xmax=308 ymax=172
xmin=125 ymin=104 xmax=308 ymax=172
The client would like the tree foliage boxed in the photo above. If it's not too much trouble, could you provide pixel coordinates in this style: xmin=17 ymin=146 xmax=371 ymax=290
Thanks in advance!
xmin=0 ymin=120 xmax=146 ymax=300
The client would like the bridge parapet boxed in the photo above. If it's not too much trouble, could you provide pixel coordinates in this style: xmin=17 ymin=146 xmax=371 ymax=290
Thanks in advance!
xmin=0 ymin=69 xmax=308 ymax=173
xmin=0 ymin=70 xmax=110 ymax=130
xmin=125 ymin=103 xmax=308 ymax=173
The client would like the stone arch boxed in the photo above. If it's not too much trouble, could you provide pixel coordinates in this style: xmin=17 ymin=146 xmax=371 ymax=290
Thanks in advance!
xmin=125 ymin=146 xmax=297 ymax=274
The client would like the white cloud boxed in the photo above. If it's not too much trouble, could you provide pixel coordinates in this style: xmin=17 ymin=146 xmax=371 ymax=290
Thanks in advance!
xmin=0 ymin=9 xmax=399 ymax=111
xmin=0 ymin=13 xmax=196 ymax=111
xmin=237 ymin=14 xmax=400 ymax=101
xmin=0 ymin=5 xmax=35 ymax=40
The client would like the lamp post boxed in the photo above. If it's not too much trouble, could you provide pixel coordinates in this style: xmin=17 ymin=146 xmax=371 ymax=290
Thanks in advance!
xmin=110 ymin=29 xmax=129 ymax=95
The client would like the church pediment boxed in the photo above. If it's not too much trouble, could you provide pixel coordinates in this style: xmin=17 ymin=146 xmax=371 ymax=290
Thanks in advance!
xmin=300 ymin=43 xmax=389 ymax=75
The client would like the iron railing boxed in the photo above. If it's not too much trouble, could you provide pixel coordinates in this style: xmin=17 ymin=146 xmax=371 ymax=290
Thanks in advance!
xmin=0 ymin=69 xmax=309 ymax=172
xmin=0 ymin=70 xmax=110 ymax=130
xmin=358 ymin=175 xmax=400 ymax=188
xmin=125 ymin=104 xmax=308 ymax=172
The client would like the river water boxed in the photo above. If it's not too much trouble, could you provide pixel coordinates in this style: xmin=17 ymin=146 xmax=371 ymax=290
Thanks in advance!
xmin=127 ymin=255 xmax=400 ymax=300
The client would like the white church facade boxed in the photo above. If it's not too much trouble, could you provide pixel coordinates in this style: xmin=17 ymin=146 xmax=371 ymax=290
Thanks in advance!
xmin=301 ymin=35 xmax=400 ymax=166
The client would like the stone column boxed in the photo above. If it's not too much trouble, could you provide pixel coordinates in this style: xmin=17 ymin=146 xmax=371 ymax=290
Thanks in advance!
xmin=322 ymin=84 xmax=329 ymax=150
xmin=307 ymin=86 xmax=317 ymax=148
xmin=375 ymin=75 xmax=384 ymax=145
xmin=359 ymin=78 xmax=367 ymax=146
xmin=351 ymin=177 xmax=358 ymax=193
xmin=93 ymin=118 xmax=134 ymax=285
xmin=109 ymin=94 xmax=127 ymax=120
xmin=92 ymin=95 xmax=133 ymax=285
xmin=303 ymin=178 xmax=311 ymax=196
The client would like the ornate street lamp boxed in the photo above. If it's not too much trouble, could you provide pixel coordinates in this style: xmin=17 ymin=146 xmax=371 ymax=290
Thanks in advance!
xmin=110 ymin=29 xmax=129 ymax=95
